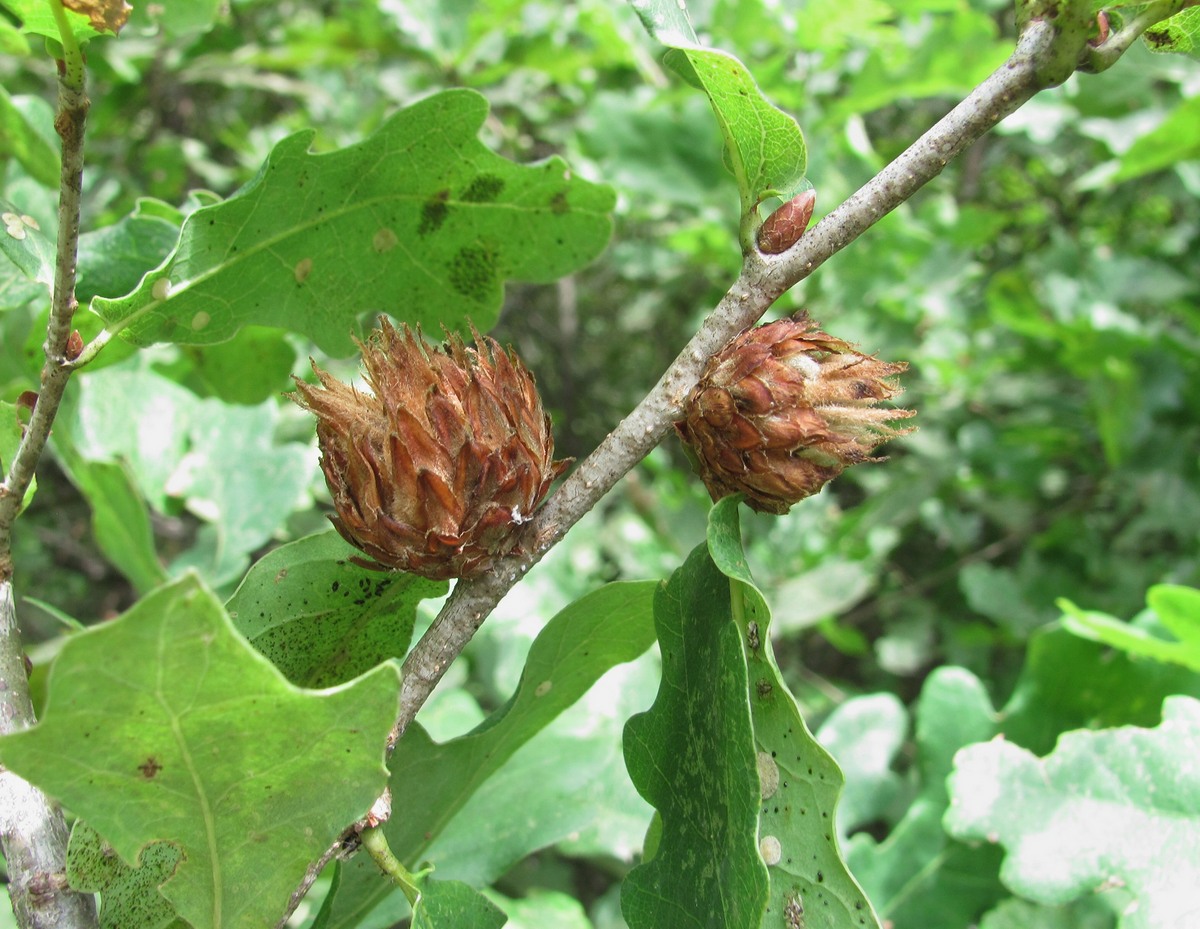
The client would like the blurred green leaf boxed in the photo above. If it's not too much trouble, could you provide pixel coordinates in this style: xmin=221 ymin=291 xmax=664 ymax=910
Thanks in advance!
xmin=0 ymin=400 xmax=36 ymax=513
xmin=977 ymin=896 xmax=1117 ymax=929
xmin=226 ymin=530 xmax=446 ymax=687
xmin=0 ymin=197 xmax=54 ymax=293
xmin=815 ymin=693 xmax=906 ymax=839
xmin=1002 ymin=624 xmax=1200 ymax=755
xmin=54 ymin=450 xmax=168 ymax=595
xmin=66 ymin=820 xmax=187 ymax=929
xmin=626 ymin=0 xmax=806 ymax=214
xmin=0 ymin=88 xmax=59 ymax=188
xmin=1113 ymin=95 xmax=1200 ymax=182
xmin=946 ymin=695 xmax=1200 ymax=929
xmin=1060 ymin=585 xmax=1200 ymax=672
xmin=846 ymin=668 xmax=1005 ymax=929
xmin=93 ymin=90 xmax=616 ymax=355
xmin=171 ymin=327 xmax=297 ymax=405
xmin=0 ymin=574 xmax=400 ymax=929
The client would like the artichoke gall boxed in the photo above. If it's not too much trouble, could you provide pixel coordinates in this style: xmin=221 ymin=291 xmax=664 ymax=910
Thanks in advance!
xmin=291 ymin=319 xmax=569 ymax=579
xmin=675 ymin=313 xmax=914 ymax=514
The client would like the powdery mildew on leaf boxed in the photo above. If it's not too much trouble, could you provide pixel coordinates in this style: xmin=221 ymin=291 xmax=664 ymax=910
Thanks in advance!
xmin=945 ymin=695 xmax=1200 ymax=929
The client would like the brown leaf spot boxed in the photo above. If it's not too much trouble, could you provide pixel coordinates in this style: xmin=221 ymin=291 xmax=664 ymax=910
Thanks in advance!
xmin=373 ymin=227 xmax=398 ymax=252
xmin=138 ymin=756 xmax=163 ymax=779
xmin=63 ymin=0 xmax=132 ymax=33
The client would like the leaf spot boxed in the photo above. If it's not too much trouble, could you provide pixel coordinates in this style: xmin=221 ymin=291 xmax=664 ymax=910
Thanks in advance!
xmin=373 ymin=228 xmax=399 ymax=253
xmin=294 ymin=257 xmax=313 ymax=284
xmin=419 ymin=190 xmax=450 ymax=236
xmin=757 ymin=751 xmax=779 ymax=799
xmin=461 ymin=174 xmax=505 ymax=203
xmin=448 ymin=244 xmax=497 ymax=301
xmin=138 ymin=756 xmax=163 ymax=779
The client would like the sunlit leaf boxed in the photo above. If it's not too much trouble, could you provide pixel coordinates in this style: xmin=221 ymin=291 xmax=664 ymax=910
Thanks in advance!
xmin=626 ymin=0 xmax=806 ymax=214
xmin=226 ymin=530 xmax=447 ymax=687
xmin=946 ymin=696 xmax=1200 ymax=929
xmin=92 ymin=89 xmax=615 ymax=355
xmin=0 ymin=574 xmax=400 ymax=929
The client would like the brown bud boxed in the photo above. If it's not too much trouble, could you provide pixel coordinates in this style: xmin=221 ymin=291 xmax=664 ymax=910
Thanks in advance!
xmin=66 ymin=330 xmax=84 ymax=361
xmin=291 ymin=319 xmax=569 ymax=579
xmin=757 ymin=190 xmax=816 ymax=255
xmin=675 ymin=313 xmax=915 ymax=514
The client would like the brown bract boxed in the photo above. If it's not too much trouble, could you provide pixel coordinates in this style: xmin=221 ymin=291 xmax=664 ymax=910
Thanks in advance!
xmin=675 ymin=313 xmax=915 ymax=514
xmin=291 ymin=319 xmax=569 ymax=579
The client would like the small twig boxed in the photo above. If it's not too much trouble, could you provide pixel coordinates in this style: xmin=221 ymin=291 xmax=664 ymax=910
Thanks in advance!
xmin=0 ymin=3 xmax=99 ymax=926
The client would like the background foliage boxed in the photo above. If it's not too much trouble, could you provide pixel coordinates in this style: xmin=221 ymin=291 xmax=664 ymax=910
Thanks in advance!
xmin=1 ymin=0 xmax=1198 ymax=927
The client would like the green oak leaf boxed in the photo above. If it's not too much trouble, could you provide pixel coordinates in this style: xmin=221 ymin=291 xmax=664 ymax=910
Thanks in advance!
xmin=320 ymin=581 xmax=657 ymax=929
xmin=946 ymin=695 xmax=1200 ymax=929
xmin=626 ymin=0 xmax=806 ymax=216
xmin=0 ymin=574 xmax=400 ymax=929
xmin=92 ymin=89 xmax=615 ymax=355
xmin=706 ymin=496 xmax=882 ymax=929
xmin=77 ymin=200 xmax=182 ymax=303
xmin=66 ymin=820 xmax=187 ymax=929
xmin=412 ymin=877 xmax=507 ymax=929
xmin=1143 ymin=6 xmax=1200 ymax=55
xmin=1059 ymin=584 xmax=1200 ymax=672
xmin=226 ymin=530 xmax=447 ymax=687
xmin=621 ymin=541 xmax=769 ymax=929
xmin=0 ymin=0 xmax=107 ymax=44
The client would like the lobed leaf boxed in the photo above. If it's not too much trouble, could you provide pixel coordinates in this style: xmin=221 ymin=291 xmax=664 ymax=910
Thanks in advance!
xmin=621 ymin=541 xmax=769 ymax=929
xmin=66 ymin=821 xmax=187 ymax=929
xmin=945 ymin=695 xmax=1200 ymax=929
xmin=0 ymin=575 xmax=400 ymax=929
xmin=92 ymin=89 xmax=616 ymax=355
xmin=707 ymin=497 xmax=882 ymax=929
xmin=226 ymin=530 xmax=447 ymax=688
xmin=0 ymin=0 xmax=107 ymax=44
